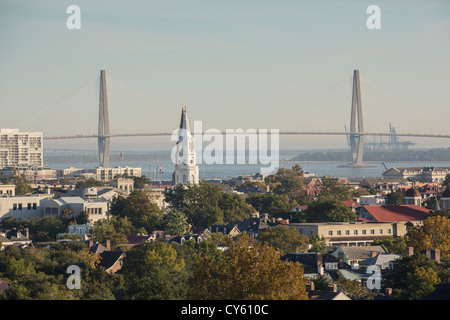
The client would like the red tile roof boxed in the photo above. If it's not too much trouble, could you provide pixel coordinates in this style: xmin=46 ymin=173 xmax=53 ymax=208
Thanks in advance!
xmin=342 ymin=200 xmax=360 ymax=207
xmin=362 ymin=205 xmax=431 ymax=222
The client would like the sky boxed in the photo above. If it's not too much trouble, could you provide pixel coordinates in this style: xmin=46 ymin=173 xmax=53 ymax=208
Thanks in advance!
xmin=0 ymin=0 xmax=449 ymax=152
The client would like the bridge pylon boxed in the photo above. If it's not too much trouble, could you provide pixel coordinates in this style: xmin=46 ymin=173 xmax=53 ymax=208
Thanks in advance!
xmin=349 ymin=69 xmax=365 ymax=166
xmin=98 ymin=69 xmax=110 ymax=168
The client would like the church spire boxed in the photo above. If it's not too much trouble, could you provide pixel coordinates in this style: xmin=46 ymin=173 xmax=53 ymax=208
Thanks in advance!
xmin=173 ymin=104 xmax=199 ymax=186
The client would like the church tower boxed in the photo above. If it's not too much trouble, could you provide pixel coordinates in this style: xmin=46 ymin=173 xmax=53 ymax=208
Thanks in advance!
xmin=173 ymin=104 xmax=199 ymax=185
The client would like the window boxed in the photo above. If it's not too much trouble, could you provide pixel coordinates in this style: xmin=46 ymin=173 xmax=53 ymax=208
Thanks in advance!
xmin=362 ymin=230 xmax=367 ymax=235
xmin=13 ymin=204 xmax=17 ymax=210
xmin=33 ymin=203 xmax=37 ymax=210
xmin=387 ymin=229 xmax=392 ymax=234
xmin=354 ymin=230 xmax=358 ymax=235
xmin=370 ymin=229 xmax=375 ymax=235
xmin=345 ymin=230 xmax=350 ymax=235
xmin=379 ymin=229 xmax=383 ymax=234
xmin=18 ymin=203 xmax=22 ymax=210
xmin=337 ymin=230 xmax=341 ymax=235
xmin=328 ymin=230 xmax=333 ymax=236
xmin=27 ymin=203 xmax=31 ymax=210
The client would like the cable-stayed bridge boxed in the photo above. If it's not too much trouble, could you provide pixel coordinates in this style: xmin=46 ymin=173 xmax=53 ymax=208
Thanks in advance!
xmin=13 ymin=70 xmax=450 ymax=168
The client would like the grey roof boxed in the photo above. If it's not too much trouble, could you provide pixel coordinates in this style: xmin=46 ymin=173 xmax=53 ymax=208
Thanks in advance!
xmin=89 ymin=242 xmax=108 ymax=254
xmin=281 ymin=252 xmax=345 ymax=274
xmin=359 ymin=254 xmax=401 ymax=268
xmin=336 ymin=245 xmax=388 ymax=260
xmin=308 ymin=290 xmax=351 ymax=300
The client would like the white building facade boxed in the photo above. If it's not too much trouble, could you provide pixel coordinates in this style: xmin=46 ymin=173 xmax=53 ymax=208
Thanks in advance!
xmin=0 ymin=129 xmax=43 ymax=169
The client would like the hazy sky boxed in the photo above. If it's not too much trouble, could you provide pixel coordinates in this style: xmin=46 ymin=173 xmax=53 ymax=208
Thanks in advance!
xmin=0 ymin=0 xmax=449 ymax=151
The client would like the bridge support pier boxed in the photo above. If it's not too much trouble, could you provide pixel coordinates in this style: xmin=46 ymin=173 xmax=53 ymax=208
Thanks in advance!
xmin=98 ymin=70 xmax=110 ymax=168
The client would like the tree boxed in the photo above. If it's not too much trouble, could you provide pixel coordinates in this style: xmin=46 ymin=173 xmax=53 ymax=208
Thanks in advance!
xmin=165 ymin=182 xmax=252 ymax=228
xmin=111 ymin=190 xmax=162 ymax=233
xmin=383 ymin=253 xmax=441 ymax=300
xmin=257 ymin=225 xmax=308 ymax=254
xmin=10 ymin=172 xmax=32 ymax=195
xmin=246 ymin=193 xmax=296 ymax=218
xmin=372 ymin=237 xmax=407 ymax=254
xmin=443 ymin=174 xmax=450 ymax=188
xmin=219 ymin=192 xmax=254 ymax=223
xmin=303 ymin=198 xmax=357 ymax=223
xmin=89 ymin=218 xmax=127 ymax=248
xmin=190 ymin=232 xmax=308 ymax=300
xmin=319 ymin=178 xmax=353 ymax=201
xmin=75 ymin=177 xmax=106 ymax=189
xmin=132 ymin=175 xmax=151 ymax=189
xmin=403 ymin=266 xmax=440 ymax=300
xmin=406 ymin=215 xmax=450 ymax=256
xmin=308 ymin=234 xmax=328 ymax=253
xmin=162 ymin=209 xmax=189 ymax=236
xmin=334 ymin=278 xmax=374 ymax=300
xmin=75 ymin=210 xmax=90 ymax=225
xmin=264 ymin=166 xmax=304 ymax=195
xmin=120 ymin=241 xmax=188 ymax=299
xmin=385 ymin=192 xmax=404 ymax=205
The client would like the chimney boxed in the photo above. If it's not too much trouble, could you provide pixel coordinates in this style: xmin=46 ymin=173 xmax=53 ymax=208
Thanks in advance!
xmin=106 ymin=239 xmax=111 ymax=250
xmin=316 ymin=252 xmax=324 ymax=275
xmin=338 ymin=252 xmax=344 ymax=269
xmin=430 ymin=249 xmax=440 ymax=264
xmin=405 ymin=247 xmax=414 ymax=256
xmin=327 ymin=283 xmax=337 ymax=293
xmin=306 ymin=281 xmax=315 ymax=291
xmin=24 ymin=228 xmax=29 ymax=239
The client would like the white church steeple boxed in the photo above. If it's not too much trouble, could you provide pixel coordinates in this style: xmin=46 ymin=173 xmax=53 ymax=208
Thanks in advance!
xmin=173 ymin=104 xmax=199 ymax=185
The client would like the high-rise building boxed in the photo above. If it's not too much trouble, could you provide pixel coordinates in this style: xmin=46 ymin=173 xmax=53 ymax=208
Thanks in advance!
xmin=173 ymin=105 xmax=199 ymax=185
xmin=0 ymin=129 xmax=43 ymax=169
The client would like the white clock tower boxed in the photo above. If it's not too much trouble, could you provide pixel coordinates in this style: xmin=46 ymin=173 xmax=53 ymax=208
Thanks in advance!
xmin=173 ymin=104 xmax=199 ymax=185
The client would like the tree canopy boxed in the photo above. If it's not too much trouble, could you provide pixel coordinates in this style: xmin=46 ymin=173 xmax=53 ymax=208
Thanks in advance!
xmin=301 ymin=198 xmax=357 ymax=223
xmin=164 ymin=182 xmax=253 ymax=228
xmin=189 ymin=233 xmax=308 ymax=300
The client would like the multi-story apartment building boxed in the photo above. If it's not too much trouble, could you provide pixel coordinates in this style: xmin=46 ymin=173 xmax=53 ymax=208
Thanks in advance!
xmin=0 ymin=129 xmax=43 ymax=169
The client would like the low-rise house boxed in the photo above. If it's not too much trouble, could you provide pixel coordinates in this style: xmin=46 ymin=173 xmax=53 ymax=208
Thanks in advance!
xmin=58 ymin=223 xmax=91 ymax=240
xmin=210 ymin=224 xmax=241 ymax=237
xmin=167 ymin=234 xmax=208 ymax=245
xmin=88 ymin=240 xmax=125 ymax=274
xmin=281 ymin=252 xmax=349 ymax=279
xmin=359 ymin=177 xmax=409 ymax=192
xmin=358 ymin=253 xmax=402 ymax=270
xmin=331 ymin=245 xmax=389 ymax=266
xmin=124 ymin=231 xmax=165 ymax=248
xmin=0 ymin=228 xmax=32 ymax=250
xmin=307 ymin=282 xmax=352 ymax=300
